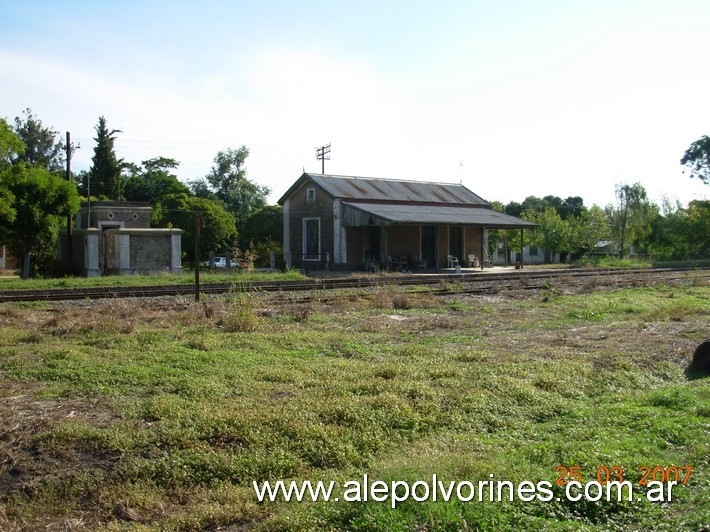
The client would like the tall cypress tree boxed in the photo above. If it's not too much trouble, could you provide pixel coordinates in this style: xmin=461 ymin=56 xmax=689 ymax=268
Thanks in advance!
xmin=89 ymin=116 xmax=124 ymax=199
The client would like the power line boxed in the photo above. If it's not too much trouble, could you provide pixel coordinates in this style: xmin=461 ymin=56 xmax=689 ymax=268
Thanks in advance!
xmin=315 ymin=143 xmax=331 ymax=174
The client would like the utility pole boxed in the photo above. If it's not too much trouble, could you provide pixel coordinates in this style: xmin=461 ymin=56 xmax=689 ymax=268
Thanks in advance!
xmin=65 ymin=132 xmax=79 ymax=273
xmin=194 ymin=213 xmax=202 ymax=301
xmin=315 ymin=144 xmax=331 ymax=174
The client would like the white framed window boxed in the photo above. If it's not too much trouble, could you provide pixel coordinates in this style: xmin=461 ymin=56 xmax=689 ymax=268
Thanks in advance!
xmin=306 ymin=187 xmax=316 ymax=202
xmin=303 ymin=217 xmax=321 ymax=260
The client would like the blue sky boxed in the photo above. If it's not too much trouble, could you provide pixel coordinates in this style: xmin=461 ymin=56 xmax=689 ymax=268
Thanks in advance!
xmin=1 ymin=0 xmax=709 ymax=207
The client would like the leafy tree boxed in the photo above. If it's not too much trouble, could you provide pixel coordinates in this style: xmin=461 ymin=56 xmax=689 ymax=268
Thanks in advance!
xmin=240 ymin=205 xmax=283 ymax=247
xmin=12 ymin=108 xmax=64 ymax=172
xmin=124 ymin=157 xmax=189 ymax=203
xmin=1 ymin=118 xmax=25 ymax=168
xmin=152 ymin=193 xmax=238 ymax=263
xmin=520 ymin=196 xmax=546 ymax=213
xmin=650 ymin=199 xmax=689 ymax=259
xmin=630 ymin=201 xmax=658 ymax=257
xmin=685 ymin=200 xmax=710 ymax=258
xmin=504 ymin=201 xmax=523 ymax=217
xmin=205 ymin=146 xmax=270 ymax=229
xmin=0 ymin=164 xmax=79 ymax=279
xmin=0 ymin=120 xmax=22 ymax=223
xmin=89 ymin=116 xmax=124 ymax=199
xmin=566 ymin=205 xmax=610 ymax=259
xmin=610 ymin=182 xmax=649 ymax=259
xmin=522 ymin=207 xmax=568 ymax=262
xmin=649 ymin=199 xmax=709 ymax=260
xmin=188 ymin=178 xmax=219 ymax=201
xmin=558 ymin=196 xmax=586 ymax=220
xmin=541 ymin=195 xmax=563 ymax=212
xmin=680 ymin=136 xmax=710 ymax=185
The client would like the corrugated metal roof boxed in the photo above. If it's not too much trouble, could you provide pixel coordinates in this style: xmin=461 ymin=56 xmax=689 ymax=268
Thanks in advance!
xmin=342 ymin=202 xmax=537 ymax=228
xmin=279 ymin=173 xmax=490 ymax=206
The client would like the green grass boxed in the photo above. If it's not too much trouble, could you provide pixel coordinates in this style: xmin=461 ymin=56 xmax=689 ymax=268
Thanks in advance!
xmin=652 ymin=259 xmax=710 ymax=269
xmin=0 ymin=284 xmax=708 ymax=530
xmin=573 ymin=256 xmax=654 ymax=269
xmin=0 ymin=268 xmax=306 ymax=290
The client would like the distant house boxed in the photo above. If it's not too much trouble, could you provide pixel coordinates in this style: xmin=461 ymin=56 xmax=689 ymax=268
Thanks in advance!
xmin=278 ymin=173 xmax=536 ymax=271
xmin=594 ymin=240 xmax=634 ymax=258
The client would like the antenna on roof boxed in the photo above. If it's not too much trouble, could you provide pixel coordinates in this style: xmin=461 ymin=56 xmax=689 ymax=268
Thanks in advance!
xmin=316 ymin=144 xmax=331 ymax=174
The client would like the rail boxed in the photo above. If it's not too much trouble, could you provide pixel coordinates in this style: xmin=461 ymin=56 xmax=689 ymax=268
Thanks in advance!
xmin=0 ymin=267 xmax=707 ymax=303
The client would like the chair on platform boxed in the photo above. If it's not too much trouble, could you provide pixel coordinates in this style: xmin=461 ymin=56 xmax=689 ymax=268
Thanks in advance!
xmin=447 ymin=255 xmax=459 ymax=268
xmin=467 ymin=254 xmax=480 ymax=268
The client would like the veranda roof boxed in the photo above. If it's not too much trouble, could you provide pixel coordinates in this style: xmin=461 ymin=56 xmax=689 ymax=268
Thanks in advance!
xmin=341 ymin=202 xmax=537 ymax=229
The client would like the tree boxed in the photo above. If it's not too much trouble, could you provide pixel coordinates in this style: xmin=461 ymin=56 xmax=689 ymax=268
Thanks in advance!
xmin=0 ymin=120 xmax=22 ymax=223
xmin=89 ymin=116 xmax=124 ymax=199
xmin=152 ymin=193 xmax=238 ymax=263
xmin=680 ymin=136 xmax=710 ymax=185
xmin=0 ymin=164 xmax=79 ymax=279
xmin=12 ymin=108 xmax=64 ymax=172
xmin=1 ymin=118 xmax=25 ymax=168
xmin=566 ymin=205 xmax=610 ymax=259
xmin=648 ymin=199 xmax=709 ymax=260
xmin=240 ymin=205 xmax=283 ymax=247
xmin=558 ymin=196 xmax=586 ymax=220
xmin=188 ymin=178 xmax=219 ymax=201
xmin=205 ymin=146 xmax=270 ymax=229
xmin=685 ymin=200 xmax=710 ymax=258
xmin=520 ymin=196 xmax=546 ymax=213
xmin=611 ymin=182 xmax=648 ymax=259
xmin=124 ymin=157 xmax=189 ymax=203
xmin=522 ymin=207 xmax=568 ymax=263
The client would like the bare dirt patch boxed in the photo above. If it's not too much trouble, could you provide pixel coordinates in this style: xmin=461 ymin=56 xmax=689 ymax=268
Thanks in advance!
xmin=0 ymin=380 xmax=119 ymax=500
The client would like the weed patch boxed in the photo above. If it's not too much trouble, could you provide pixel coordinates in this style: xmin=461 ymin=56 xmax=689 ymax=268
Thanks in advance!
xmin=0 ymin=285 xmax=707 ymax=529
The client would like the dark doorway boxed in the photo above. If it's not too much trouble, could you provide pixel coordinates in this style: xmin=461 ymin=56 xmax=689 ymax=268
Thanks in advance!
xmin=100 ymin=225 xmax=121 ymax=274
xmin=368 ymin=226 xmax=381 ymax=264
xmin=449 ymin=226 xmax=462 ymax=262
xmin=421 ymin=226 xmax=437 ymax=269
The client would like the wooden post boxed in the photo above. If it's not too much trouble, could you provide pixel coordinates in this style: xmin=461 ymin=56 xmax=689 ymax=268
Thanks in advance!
xmin=65 ymin=132 xmax=73 ymax=272
xmin=194 ymin=213 xmax=202 ymax=301
xmin=520 ymin=228 xmax=524 ymax=269
xmin=480 ymin=227 xmax=484 ymax=270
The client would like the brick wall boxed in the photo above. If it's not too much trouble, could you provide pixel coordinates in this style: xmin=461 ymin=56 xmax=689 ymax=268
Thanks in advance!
xmin=287 ymin=180 xmax=335 ymax=269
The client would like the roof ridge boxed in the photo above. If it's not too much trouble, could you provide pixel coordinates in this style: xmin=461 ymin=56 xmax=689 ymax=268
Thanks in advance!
xmin=307 ymin=173 xmax=464 ymax=187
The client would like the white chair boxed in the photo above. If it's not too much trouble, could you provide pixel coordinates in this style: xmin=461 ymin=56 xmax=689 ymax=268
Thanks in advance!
xmin=447 ymin=255 xmax=458 ymax=268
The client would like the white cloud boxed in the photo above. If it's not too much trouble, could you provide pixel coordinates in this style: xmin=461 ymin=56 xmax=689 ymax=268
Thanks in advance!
xmin=1 ymin=32 xmax=708 ymax=209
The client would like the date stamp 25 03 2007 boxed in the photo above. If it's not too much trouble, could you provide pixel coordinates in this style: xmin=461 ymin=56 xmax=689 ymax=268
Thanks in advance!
xmin=555 ymin=465 xmax=694 ymax=486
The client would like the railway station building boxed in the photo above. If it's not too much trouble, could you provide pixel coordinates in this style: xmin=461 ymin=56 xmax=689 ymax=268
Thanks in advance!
xmin=278 ymin=173 xmax=537 ymax=272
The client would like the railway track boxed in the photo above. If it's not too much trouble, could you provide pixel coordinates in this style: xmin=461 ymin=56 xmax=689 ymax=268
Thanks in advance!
xmin=0 ymin=267 xmax=706 ymax=303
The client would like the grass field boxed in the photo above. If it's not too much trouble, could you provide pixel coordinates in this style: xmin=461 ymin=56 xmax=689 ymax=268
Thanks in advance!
xmin=0 ymin=269 xmax=307 ymax=291
xmin=0 ymin=280 xmax=708 ymax=530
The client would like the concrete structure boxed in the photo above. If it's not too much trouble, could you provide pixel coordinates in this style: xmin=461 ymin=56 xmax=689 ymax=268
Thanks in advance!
xmin=278 ymin=173 xmax=536 ymax=271
xmin=493 ymin=243 xmax=560 ymax=266
xmin=0 ymin=244 xmax=16 ymax=270
xmin=58 ymin=202 xmax=182 ymax=276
